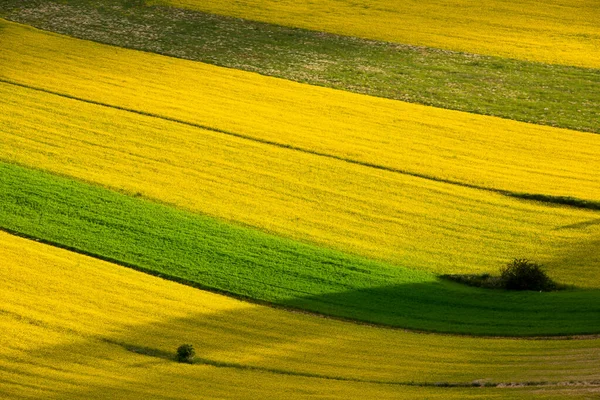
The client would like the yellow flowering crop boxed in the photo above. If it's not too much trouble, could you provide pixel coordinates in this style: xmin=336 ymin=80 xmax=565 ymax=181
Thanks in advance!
xmin=3 ymin=81 xmax=600 ymax=287
xmin=2 ymin=231 xmax=599 ymax=399
xmin=156 ymin=0 xmax=600 ymax=69
xmin=1 ymin=20 xmax=599 ymax=204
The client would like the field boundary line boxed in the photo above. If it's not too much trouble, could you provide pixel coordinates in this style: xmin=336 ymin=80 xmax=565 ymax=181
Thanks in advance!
xmin=99 ymin=338 xmax=600 ymax=389
xmin=2 ymin=227 xmax=600 ymax=340
xmin=2 ymin=77 xmax=599 ymax=212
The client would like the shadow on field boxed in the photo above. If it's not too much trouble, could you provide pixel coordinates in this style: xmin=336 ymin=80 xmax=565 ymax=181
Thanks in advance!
xmin=279 ymin=282 xmax=600 ymax=336
xmin=554 ymin=218 xmax=600 ymax=231
xmin=17 ymin=301 xmax=600 ymax=399
xmin=545 ymin=226 xmax=600 ymax=287
xmin=12 ymin=306 xmax=460 ymax=399
xmin=550 ymin=237 xmax=600 ymax=273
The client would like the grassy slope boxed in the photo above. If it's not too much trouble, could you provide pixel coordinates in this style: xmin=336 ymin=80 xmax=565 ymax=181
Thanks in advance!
xmin=2 ymin=230 xmax=600 ymax=396
xmin=1 ymin=1 xmax=598 ymax=134
xmin=157 ymin=0 xmax=600 ymax=68
xmin=2 ymin=162 xmax=600 ymax=336
xmin=1 ymin=20 xmax=600 ymax=206
xmin=3 ymin=81 xmax=600 ymax=286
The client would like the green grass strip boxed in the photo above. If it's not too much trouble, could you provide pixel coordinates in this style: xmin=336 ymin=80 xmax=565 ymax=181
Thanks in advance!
xmin=1 ymin=0 xmax=598 ymax=134
xmin=2 ymin=161 xmax=599 ymax=336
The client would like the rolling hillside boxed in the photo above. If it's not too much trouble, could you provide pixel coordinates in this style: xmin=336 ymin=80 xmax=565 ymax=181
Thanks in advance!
xmin=2 ymin=232 xmax=599 ymax=398
xmin=3 ymin=0 xmax=599 ymax=134
xmin=1 ymin=20 xmax=599 ymax=204
xmin=3 ymin=162 xmax=600 ymax=335
xmin=3 ymin=79 xmax=600 ymax=288
xmin=0 ymin=0 xmax=598 ymax=397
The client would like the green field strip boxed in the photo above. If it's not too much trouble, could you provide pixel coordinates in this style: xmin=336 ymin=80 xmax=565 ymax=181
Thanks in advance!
xmin=1 ymin=1 xmax=599 ymax=134
xmin=2 ymin=162 xmax=600 ymax=336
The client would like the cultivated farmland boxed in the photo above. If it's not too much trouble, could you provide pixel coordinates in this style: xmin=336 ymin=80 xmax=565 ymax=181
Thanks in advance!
xmin=1 ymin=0 xmax=599 ymax=398
xmin=2 ymin=20 xmax=600 ymax=204
xmin=3 ymin=81 xmax=600 ymax=290
xmin=1 ymin=232 xmax=599 ymax=399
xmin=3 ymin=1 xmax=599 ymax=134
xmin=3 ymin=162 xmax=600 ymax=335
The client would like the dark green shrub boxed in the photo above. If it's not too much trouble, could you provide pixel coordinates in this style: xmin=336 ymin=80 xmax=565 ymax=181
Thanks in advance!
xmin=442 ymin=259 xmax=564 ymax=292
xmin=500 ymin=259 xmax=554 ymax=291
xmin=176 ymin=344 xmax=195 ymax=363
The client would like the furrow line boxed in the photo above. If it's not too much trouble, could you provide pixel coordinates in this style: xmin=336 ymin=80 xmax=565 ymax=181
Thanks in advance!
xmin=2 ymin=78 xmax=598 ymax=212
xmin=99 ymin=338 xmax=600 ymax=390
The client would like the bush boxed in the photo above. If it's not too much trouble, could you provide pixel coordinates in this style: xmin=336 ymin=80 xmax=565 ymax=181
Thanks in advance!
xmin=500 ymin=259 xmax=554 ymax=291
xmin=176 ymin=344 xmax=195 ymax=363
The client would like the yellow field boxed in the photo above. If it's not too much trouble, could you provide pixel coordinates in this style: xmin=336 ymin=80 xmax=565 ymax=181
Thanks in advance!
xmin=3 ymin=81 xmax=600 ymax=287
xmin=2 ymin=20 xmax=600 ymax=204
xmin=1 ymin=14 xmax=599 ymax=400
xmin=155 ymin=0 xmax=600 ymax=69
xmin=1 ymin=231 xmax=599 ymax=399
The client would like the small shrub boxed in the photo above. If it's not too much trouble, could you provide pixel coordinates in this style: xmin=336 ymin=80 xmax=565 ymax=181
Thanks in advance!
xmin=176 ymin=344 xmax=195 ymax=363
xmin=500 ymin=259 xmax=554 ymax=291
xmin=441 ymin=259 xmax=565 ymax=291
